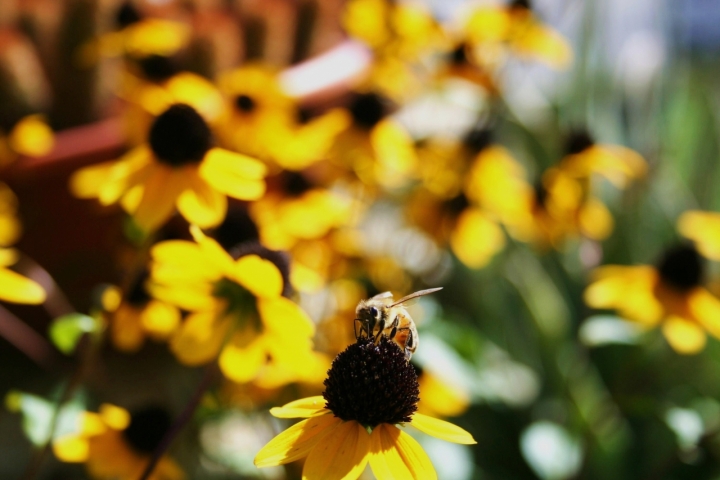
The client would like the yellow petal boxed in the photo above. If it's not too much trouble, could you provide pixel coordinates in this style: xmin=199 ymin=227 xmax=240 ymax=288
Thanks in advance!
xmin=53 ymin=434 xmax=90 ymax=463
xmin=270 ymin=396 xmax=328 ymax=418
xmin=231 ymin=255 xmax=283 ymax=298
xmin=410 ymin=413 xmax=476 ymax=444
xmin=140 ymin=300 xmax=181 ymax=339
xmin=689 ymin=288 xmax=720 ymax=340
xmin=259 ymin=296 xmax=315 ymax=339
xmin=678 ymin=210 xmax=720 ymax=261
xmin=201 ymin=148 xmax=267 ymax=200
xmin=254 ymin=413 xmax=341 ymax=467
xmin=99 ymin=404 xmax=131 ymax=430
xmin=9 ymin=115 xmax=54 ymax=157
xmin=370 ymin=120 xmax=417 ymax=187
xmin=147 ymin=282 xmax=216 ymax=312
xmin=218 ymin=335 xmax=266 ymax=383
xmin=111 ymin=305 xmax=145 ymax=352
xmin=189 ymin=225 xmax=235 ymax=275
xmin=177 ymin=174 xmax=227 ymax=228
xmin=123 ymin=18 xmax=191 ymax=57
xmin=583 ymin=266 xmax=663 ymax=325
xmin=510 ymin=17 xmax=573 ymax=69
xmin=302 ymin=420 xmax=370 ymax=480
xmin=169 ymin=311 xmax=229 ymax=365
xmin=69 ymin=161 xmax=117 ymax=199
xmin=662 ymin=316 xmax=707 ymax=354
xmin=369 ymin=424 xmax=437 ymax=480
xmin=578 ymin=198 xmax=613 ymax=240
xmin=131 ymin=165 xmax=190 ymax=232
xmin=0 ymin=267 xmax=46 ymax=304
xmin=450 ymin=208 xmax=505 ymax=269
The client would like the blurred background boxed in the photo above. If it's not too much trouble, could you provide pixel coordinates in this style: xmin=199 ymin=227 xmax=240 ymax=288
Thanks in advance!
xmin=3 ymin=0 xmax=720 ymax=479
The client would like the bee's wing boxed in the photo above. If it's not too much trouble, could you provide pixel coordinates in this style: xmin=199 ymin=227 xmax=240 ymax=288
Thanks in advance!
xmin=369 ymin=291 xmax=394 ymax=304
xmin=389 ymin=287 xmax=442 ymax=307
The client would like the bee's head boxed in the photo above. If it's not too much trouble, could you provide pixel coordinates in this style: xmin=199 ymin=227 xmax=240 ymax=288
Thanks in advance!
xmin=355 ymin=301 xmax=382 ymax=333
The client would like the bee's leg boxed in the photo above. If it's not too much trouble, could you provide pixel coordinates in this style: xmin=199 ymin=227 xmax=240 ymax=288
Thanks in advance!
xmin=354 ymin=319 xmax=363 ymax=339
xmin=387 ymin=316 xmax=400 ymax=340
xmin=373 ymin=317 xmax=387 ymax=344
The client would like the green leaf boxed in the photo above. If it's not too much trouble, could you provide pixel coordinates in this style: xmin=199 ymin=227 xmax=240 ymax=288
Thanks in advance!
xmin=48 ymin=313 xmax=100 ymax=355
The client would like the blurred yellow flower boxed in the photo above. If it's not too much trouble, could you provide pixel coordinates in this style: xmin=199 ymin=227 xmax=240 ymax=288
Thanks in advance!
xmin=254 ymin=338 xmax=475 ymax=479
xmin=465 ymin=0 xmax=573 ymax=69
xmin=103 ymin=276 xmax=181 ymax=353
xmin=148 ymin=226 xmax=318 ymax=384
xmin=329 ymin=92 xmax=417 ymax=190
xmin=0 ymin=115 xmax=54 ymax=167
xmin=0 ymin=183 xmax=45 ymax=305
xmin=215 ymin=64 xmax=296 ymax=160
xmin=52 ymin=404 xmax=183 ymax=480
xmin=584 ymin=245 xmax=720 ymax=354
xmin=70 ymin=103 xmax=266 ymax=232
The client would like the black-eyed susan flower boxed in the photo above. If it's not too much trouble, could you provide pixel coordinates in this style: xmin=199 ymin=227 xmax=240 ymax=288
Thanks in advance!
xmin=328 ymin=92 xmax=417 ymax=190
xmin=254 ymin=337 xmax=475 ymax=479
xmin=52 ymin=403 xmax=184 ymax=480
xmin=215 ymin=64 xmax=297 ymax=161
xmin=0 ymin=183 xmax=45 ymax=305
xmin=464 ymin=0 xmax=573 ymax=69
xmin=584 ymin=244 xmax=720 ymax=354
xmin=148 ymin=226 xmax=320 ymax=384
xmin=70 ymin=103 xmax=266 ymax=233
xmin=102 ymin=271 xmax=181 ymax=353
xmin=342 ymin=0 xmax=445 ymax=100
xmin=249 ymin=172 xmax=357 ymax=251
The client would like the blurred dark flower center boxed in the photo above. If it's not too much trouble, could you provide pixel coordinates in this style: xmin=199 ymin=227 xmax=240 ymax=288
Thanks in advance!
xmin=149 ymin=104 xmax=212 ymax=167
xmin=565 ymin=130 xmax=595 ymax=156
xmin=126 ymin=270 xmax=151 ymax=307
xmin=444 ymin=193 xmax=470 ymax=217
xmin=115 ymin=2 xmax=142 ymax=29
xmin=235 ymin=95 xmax=257 ymax=113
xmin=323 ymin=337 xmax=419 ymax=427
xmin=533 ymin=181 xmax=548 ymax=207
xmin=657 ymin=244 xmax=704 ymax=291
xmin=122 ymin=406 xmax=172 ymax=454
xmin=284 ymin=171 xmax=313 ymax=196
xmin=137 ymin=55 xmax=179 ymax=83
xmin=510 ymin=0 xmax=532 ymax=10
xmin=349 ymin=93 xmax=386 ymax=129
xmin=449 ymin=43 xmax=469 ymax=65
xmin=463 ymin=126 xmax=493 ymax=153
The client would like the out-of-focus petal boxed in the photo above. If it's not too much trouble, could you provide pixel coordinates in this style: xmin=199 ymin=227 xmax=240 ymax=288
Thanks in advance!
xmin=201 ymin=148 xmax=267 ymax=200
xmin=0 ymin=267 xmax=46 ymax=304
xmin=9 ymin=115 xmax=54 ymax=157
xmin=584 ymin=266 xmax=663 ymax=325
xmin=177 ymin=175 xmax=227 ymax=228
xmin=169 ymin=311 xmax=229 ymax=365
xmin=232 ymin=255 xmax=284 ymax=298
xmin=450 ymin=207 xmax=505 ymax=269
xmin=662 ymin=315 xmax=706 ymax=354
xmin=678 ymin=210 xmax=720 ymax=261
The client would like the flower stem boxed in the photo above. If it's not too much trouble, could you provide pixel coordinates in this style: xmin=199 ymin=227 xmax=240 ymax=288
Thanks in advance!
xmin=137 ymin=364 xmax=218 ymax=480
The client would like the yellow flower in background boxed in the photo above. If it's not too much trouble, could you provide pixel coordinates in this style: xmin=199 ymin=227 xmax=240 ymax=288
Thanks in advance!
xmin=148 ymin=226 xmax=318 ymax=384
xmin=102 ymin=275 xmax=181 ymax=353
xmin=343 ymin=0 xmax=446 ymax=100
xmin=678 ymin=210 xmax=720 ymax=261
xmin=254 ymin=338 xmax=476 ymax=479
xmin=559 ymin=131 xmax=647 ymax=188
xmin=329 ymin=92 xmax=417 ymax=190
xmin=70 ymin=103 xmax=267 ymax=232
xmin=79 ymin=2 xmax=190 ymax=65
xmin=250 ymin=172 xmax=357 ymax=251
xmin=584 ymin=244 xmax=720 ymax=354
xmin=215 ymin=64 xmax=296 ymax=161
xmin=464 ymin=0 xmax=573 ymax=69
xmin=0 ymin=115 xmax=54 ymax=165
xmin=0 ymin=183 xmax=45 ymax=305
xmin=51 ymin=403 xmax=184 ymax=480
xmin=414 ymin=366 xmax=471 ymax=419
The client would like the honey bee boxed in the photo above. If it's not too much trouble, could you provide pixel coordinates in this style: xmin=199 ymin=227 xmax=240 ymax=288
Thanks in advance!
xmin=354 ymin=287 xmax=442 ymax=360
